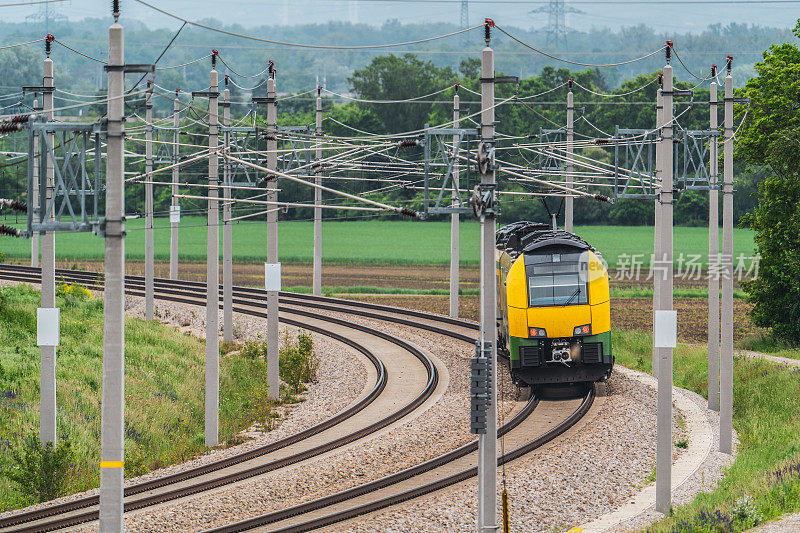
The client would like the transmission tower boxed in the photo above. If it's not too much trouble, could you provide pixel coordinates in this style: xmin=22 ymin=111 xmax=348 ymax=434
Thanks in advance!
xmin=25 ymin=0 xmax=68 ymax=33
xmin=460 ymin=0 xmax=469 ymax=44
xmin=530 ymin=0 xmax=583 ymax=49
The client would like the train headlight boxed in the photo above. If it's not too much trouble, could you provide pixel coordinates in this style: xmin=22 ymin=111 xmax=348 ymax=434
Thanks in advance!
xmin=573 ymin=324 xmax=591 ymax=336
xmin=529 ymin=327 xmax=547 ymax=338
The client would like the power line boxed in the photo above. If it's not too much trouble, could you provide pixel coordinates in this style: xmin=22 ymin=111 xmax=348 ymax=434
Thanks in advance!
xmin=133 ymin=0 xmax=482 ymax=50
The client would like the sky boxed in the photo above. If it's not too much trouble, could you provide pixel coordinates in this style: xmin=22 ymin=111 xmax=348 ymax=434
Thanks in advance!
xmin=1 ymin=0 xmax=796 ymax=33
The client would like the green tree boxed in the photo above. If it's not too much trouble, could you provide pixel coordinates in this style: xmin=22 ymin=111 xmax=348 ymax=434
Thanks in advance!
xmin=736 ymin=21 xmax=800 ymax=344
xmin=349 ymin=54 xmax=456 ymax=133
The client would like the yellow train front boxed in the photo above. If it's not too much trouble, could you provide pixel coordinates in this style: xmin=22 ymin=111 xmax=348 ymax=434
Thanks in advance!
xmin=496 ymin=222 xmax=613 ymax=386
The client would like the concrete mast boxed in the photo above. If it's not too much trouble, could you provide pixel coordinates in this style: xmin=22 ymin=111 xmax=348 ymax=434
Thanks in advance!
xmin=565 ymin=78 xmax=574 ymax=232
xmin=266 ymin=68 xmax=280 ymax=400
xmin=708 ymin=65 xmax=720 ymax=412
xmin=205 ymin=53 xmax=220 ymax=447
xmin=30 ymin=95 xmax=40 ymax=268
xmin=169 ymin=89 xmax=180 ymax=279
xmin=144 ymin=81 xmax=154 ymax=320
xmin=39 ymin=37 xmax=56 ymax=445
xmin=99 ymin=6 xmax=126 ymax=529
xmin=450 ymin=86 xmax=460 ymax=318
xmin=477 ymin=19 xmax=498 ymax=533
xmin=313 ymin=85 xmax=323 ymax=296
xmin=720 ymin=57 xmax=734 ymax=454
xmin=655 ymin=48 xmax=675 ymax=515
xmin=222 ymin=76 xmax=233 ymax=343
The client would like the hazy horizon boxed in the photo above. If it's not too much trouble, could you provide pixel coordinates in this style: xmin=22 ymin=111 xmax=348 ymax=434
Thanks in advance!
xmin=2 ymin=0 xmax=795 ymax=34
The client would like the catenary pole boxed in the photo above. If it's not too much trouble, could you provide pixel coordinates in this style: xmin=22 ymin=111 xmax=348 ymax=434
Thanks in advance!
xmin=313 ymin=85 xmax=322 ymax=296
xmin=222 ymin=77 xmax=233 ymax=343
xmin=477 ymin=19 xmax=498 ymax=533
xmin=708 ymin=66 xmax=720 ymax=412
xmin=205 ymin=54 xmax=220 ymax=447
xmin=450 ymin=86 xmax=460 ymax=318
xmin=655 ymin=48 xmax=675 ymax=515
xmin=653 ymin=80 xmax=663 ymax=379
xmin=565 ymin=78 xmax=574 ymax=233
xmin=31 ymin=95 xmax=40 ymax=268
xmin=99 ymin=7 xmax=126 ymax=530
xmin=144 ymin=81 xmax=154 ymax=320
xmin=720 ymin=57 xmax=734 ymax=454
xmin=39 ymin=39 xmax=56 ymax=445
xmin=266 ymin=68 xmax=280 ymax=400
xmin=169 ymin=89 xmax=180 ymax=279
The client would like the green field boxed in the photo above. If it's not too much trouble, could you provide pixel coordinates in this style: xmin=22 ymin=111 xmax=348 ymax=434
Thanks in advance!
xmin=0 ymin=218 xmax=755 ymax=267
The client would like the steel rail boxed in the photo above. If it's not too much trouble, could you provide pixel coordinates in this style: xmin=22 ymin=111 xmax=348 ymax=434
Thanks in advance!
xmin=0 ymin=265 xmax=480 ymax=339
xmin=0 ymin=268 xmax=440 ymax=532
xmin=206 ymin=390 xmax=594 ymax=533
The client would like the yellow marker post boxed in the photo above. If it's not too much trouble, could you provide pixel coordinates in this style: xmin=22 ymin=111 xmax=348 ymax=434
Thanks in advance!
xmin=100 ymin=461 xmax=124 ymax=469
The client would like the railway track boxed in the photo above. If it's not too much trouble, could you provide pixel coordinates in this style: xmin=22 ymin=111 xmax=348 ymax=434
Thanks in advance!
xmin=0 ymin=265 xmax=595 ymax=533
xmin=0 ymin=266 xmax=442 ymax=532
xmin=205 ymin=391 xmax=594 ymax=533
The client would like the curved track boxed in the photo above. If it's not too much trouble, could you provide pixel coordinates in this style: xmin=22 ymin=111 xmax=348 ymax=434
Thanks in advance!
xmin=0 ymin=266 xmax=441 ymax=533
xmin=0 ymin=265 xmax=594 ymax=533
xmin=205 ymin=390 xmax=593 ymax=533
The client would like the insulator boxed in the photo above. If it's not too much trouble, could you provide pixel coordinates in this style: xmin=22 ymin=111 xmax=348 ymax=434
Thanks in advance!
xmin=399 ymin=207 xmax=418 ymax=218
xmin=0 ymin=224 xmax=21 ymax=237
xmin=397 ymin=139 xmax=419 ymax=148
xmin=0 ymin=199 xmax=27 ymax=212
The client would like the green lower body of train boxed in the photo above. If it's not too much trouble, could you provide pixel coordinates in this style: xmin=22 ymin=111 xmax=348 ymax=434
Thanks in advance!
xmin=507 ymin=331 xmax=613 ymax=385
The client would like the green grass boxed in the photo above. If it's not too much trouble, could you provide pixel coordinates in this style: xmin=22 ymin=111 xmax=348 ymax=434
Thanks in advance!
xmin=611 ymin=287 xmax=748 ymax=299
xmin=0 ymin=283 xmax=285 ymax=511
xmin=0 ymin=218 xmax=755 ymax=267
xmin=738 ymin=334 xmax=800 ymax=361
xmin=614 ymin=330 xmax=800 ymax=531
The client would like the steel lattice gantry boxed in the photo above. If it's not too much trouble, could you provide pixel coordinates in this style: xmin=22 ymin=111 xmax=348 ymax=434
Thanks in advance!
xmin=26 ymin=118 xmax=105 ymax=235
xmin=422 ymin=126 xmax=479 ymax=217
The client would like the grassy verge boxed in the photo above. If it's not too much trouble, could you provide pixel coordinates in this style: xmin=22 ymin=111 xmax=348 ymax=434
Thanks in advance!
xmin=613 ymin=330 xmax=800 ymax=531
xmin=737 ymin=334 xmax=800 ymax=361
xmin=0 ymin=283 xmax=314 ymax=511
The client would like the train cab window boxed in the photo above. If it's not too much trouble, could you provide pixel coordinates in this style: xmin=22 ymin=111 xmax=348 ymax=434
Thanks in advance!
xmin=526 ymin=258 xmax=588 ymax=307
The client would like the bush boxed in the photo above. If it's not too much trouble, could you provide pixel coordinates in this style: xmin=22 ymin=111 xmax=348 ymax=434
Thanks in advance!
xmin=241 ymin=335 xmax=265 ymax=359
xmin=279 ymin=330 xmax=318 ymax=394
xmin=1 ymin=435 xmax=74 ymax=503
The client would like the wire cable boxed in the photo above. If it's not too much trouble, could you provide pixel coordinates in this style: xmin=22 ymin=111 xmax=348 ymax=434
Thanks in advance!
xmin=133 ymin=0 xmax=481 ymax=50
xmin=217 ymin=54 xmax=270 ymax=79
xmin=53 ymin=39 xmax=106 ymax=63
xmin=495 ymin=25 xmax=666 ymax=68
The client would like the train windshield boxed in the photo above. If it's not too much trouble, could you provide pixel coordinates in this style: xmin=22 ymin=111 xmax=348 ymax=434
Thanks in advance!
xmin=527 ymin=259 xmax=588 ymax=307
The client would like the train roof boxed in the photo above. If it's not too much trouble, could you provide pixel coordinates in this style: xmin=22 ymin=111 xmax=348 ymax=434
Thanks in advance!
xmin=496 ymin=221 xmax=594 ymax=258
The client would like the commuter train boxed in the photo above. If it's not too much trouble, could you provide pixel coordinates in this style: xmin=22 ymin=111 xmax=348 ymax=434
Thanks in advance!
xmin=496 ymin=221 xmax=613 ymax=386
